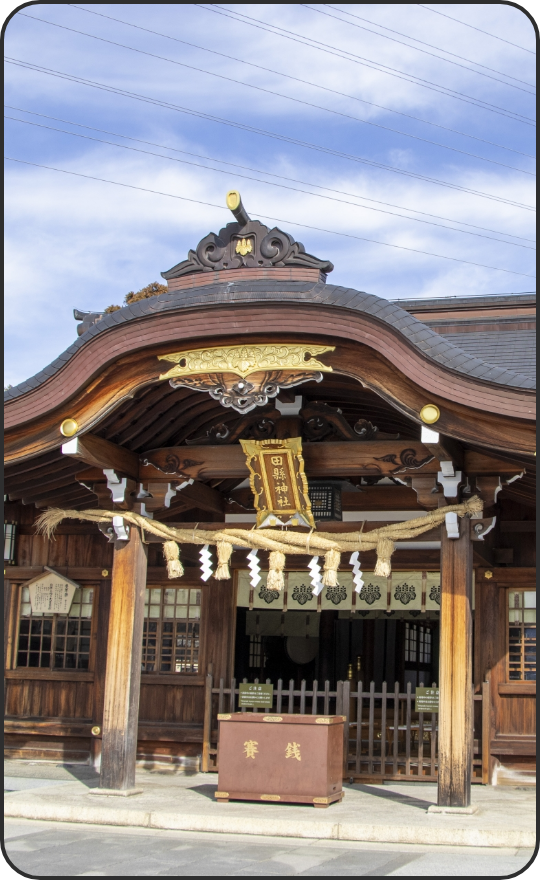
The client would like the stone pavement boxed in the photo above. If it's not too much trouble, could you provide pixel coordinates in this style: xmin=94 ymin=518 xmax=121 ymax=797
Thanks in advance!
xmin=4 ymin=760 xmax=536 ymax=850
xmin=3 ymin=819 xmax=536 ymax=876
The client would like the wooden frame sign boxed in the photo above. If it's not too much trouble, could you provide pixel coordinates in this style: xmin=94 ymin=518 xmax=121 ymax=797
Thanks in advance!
xmin=240 ymin=437 xmax=315 ymax=528
xmin=27 ymin=570 xmax=78 ymax=615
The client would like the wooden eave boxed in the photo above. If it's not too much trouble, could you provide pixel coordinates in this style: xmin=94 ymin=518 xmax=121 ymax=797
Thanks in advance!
xmin=4 ymin=298 xmax=536 ymax=467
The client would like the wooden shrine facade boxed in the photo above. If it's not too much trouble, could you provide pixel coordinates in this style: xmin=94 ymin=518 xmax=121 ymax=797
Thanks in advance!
xmin=4 ymin=196 xmax=536 ymax=803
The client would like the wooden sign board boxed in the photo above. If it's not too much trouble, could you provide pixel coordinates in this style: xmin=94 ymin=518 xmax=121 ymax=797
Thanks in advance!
xmin=415 ymin=687 xmax=439 ymax=713
xmin=27 ymin=571 xmax=77 ymax=615
xmin=240 ymin=437 xmax=315 ymax=528
xmin=238 ymin=683 xmax=274 ymax=708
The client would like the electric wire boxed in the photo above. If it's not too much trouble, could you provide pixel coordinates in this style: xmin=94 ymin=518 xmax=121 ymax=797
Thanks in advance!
xmin=5 ymin=110 xmax=535 ymax=250
xmin=68 ymin=3 xmax=534 ymax=160
xmin=18 ymin=11 xmax=534 ymax=176
xmin=4 ymin=156 xmax=535 ymax=278
xmin=305 ymin=4 xmax=535 ymax=92
xmin=417 ymin=4 xmax=535 ymax=55
xmin=326 ymin=4 xmax=535 ymax=88
xmin=197 ymin=5 xmax=535 ymax=124
xmin=6 ymin=59 xmax=535 ymax=212
xmin=8 ymin=104 xmax=534 ymax=241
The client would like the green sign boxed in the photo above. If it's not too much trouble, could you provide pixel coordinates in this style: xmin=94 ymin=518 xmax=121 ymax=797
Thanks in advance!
xmin=238 ymin=683 xmax=274 ymax=708
xmin=415 ymin=687 xmax=439 ymax=713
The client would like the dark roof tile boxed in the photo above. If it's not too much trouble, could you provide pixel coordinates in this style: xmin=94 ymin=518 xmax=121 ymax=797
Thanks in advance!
xmin=5 ymin=281 xmax=535 ymax=401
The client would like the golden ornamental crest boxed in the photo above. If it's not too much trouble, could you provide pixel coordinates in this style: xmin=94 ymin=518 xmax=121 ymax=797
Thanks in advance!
xmin=235 ymin=237 xmax=253 ymax=256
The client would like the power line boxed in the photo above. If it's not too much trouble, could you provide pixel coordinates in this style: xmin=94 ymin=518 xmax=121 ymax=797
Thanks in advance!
xmin=68 ymin=3 xmax=534 ymax=160
xmin=6 ymin=112 xmax=534 ymax=251
xmin=6 ymin=58 xmax=535 ymax=212
xmin=417 ymin=4 xmax=535 ymax=55
xmin=327 ymin=4 xmax=535 ymax=88
xmin=197 ymin=4 xmax=535 ymax=124
xmin=19 ymin=11 xmax=533 ymax=176
xmin=305 ymin=4 xmax=535 ymax=92
xmin=8 ymin=104 xmax=534 ymax=243
xmin=4 ymin=156 xmax=535 ymax=278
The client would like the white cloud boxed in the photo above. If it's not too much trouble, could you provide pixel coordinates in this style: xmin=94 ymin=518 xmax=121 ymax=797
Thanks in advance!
xmin=4 ymin=3 xmax=536 ymax=387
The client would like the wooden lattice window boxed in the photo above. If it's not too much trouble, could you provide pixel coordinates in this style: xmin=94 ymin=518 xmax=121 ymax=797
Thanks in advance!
xmin=142 ymin=587 xmax=201 ymax=674
xmin=249 ymin=635 xmax=263 ymax=669
xmin=508 ymin=589 xmax=536 ymax=681
xmin=405 ymin=623 xmax=432 ymax=663
xmin=16 ymin=585 xmax=94 ymax=670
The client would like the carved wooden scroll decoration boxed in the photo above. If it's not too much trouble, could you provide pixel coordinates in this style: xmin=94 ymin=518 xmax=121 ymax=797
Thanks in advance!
xmin=158 ymin=344 xmax=334 ymax=414
xmin=240 ymin=437 xmax=315 ymax=528
xmin=161 ymin=219 xmax=334 ymax=279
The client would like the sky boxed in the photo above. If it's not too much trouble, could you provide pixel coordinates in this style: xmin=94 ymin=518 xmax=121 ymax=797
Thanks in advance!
xmin=4 ymin=3 xmax=537 ymax=388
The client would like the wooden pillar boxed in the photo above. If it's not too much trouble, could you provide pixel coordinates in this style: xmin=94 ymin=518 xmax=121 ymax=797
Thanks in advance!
xmin=99 ymin=527 xmax=147 ymax=792
xmin=438 ymin=516 xmax=473 ymax=807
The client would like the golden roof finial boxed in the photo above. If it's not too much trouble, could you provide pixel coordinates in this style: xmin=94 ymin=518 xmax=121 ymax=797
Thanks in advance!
xmin=226 ymin=190 xmax=250 ymax=227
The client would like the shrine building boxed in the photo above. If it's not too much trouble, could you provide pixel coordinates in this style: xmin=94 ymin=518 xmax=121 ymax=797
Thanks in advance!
xmin=4 ymin=191 xmax=536 ymax=805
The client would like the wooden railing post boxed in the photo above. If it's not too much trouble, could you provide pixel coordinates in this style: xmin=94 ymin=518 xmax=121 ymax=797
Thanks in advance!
xmin=336 ymin=680 xmax=343 ymax=716
xmin=482 ymin=675 xmax=492 ymax=785
xmin=342 ymin=680 xmax=350 ymax=776
xmin=202 ymin=671 xmax=213 ymax=772
xmin=438 ymin=515 xmax=474 ymax=806
xmin=99 ymin=526 xmax=147 ymax=793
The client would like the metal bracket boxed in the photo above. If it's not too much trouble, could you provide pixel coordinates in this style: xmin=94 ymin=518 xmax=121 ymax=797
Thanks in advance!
xmin=112 ymin=515 xmax=130 ymax=541
xmin=445 ymin=512 xmax=460 ymax=539
xmin=437 ymin=470 xmax=462 ymax=497
xmin=471 ymin=516 xmax=497 ymax=542
xmin=103 ymin=469 xmax=136 ymax=507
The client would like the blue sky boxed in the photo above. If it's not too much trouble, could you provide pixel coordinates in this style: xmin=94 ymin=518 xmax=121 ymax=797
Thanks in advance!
xmin=4 ymin=3 xmax=536 ymax=387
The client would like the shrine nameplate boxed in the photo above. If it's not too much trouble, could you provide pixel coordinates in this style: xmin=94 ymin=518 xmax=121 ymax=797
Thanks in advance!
xmin=238 ymin=683 xmax=274 ymax=708
xmin=415 ymin=687 xmax=439 ymax=713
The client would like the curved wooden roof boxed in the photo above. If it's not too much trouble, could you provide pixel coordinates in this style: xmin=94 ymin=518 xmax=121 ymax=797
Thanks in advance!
xmin=4 ymin=280 xmax=535 ymax=464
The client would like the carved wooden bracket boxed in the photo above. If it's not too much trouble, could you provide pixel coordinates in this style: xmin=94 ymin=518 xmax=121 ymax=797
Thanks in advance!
xmin=158 ymin=343 xmax=334 ymax=414
xmin=168 ymin=369 xmax=324 ymax=415
xmin=410 ymin=475 xmax=440 ymax=509
xmin=103 ymin=470 xmax=137 ymax=510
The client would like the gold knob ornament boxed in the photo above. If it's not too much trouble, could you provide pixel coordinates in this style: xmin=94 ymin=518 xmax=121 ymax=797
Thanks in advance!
xmin=419 ymin=405 xmax=440 ymax=425
xmin=60 ymin=418 xmax=79 ymax=437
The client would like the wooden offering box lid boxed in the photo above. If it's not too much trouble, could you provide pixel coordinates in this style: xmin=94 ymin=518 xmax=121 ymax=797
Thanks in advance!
xmin=217 ymin=713 xmax=345 ymax=725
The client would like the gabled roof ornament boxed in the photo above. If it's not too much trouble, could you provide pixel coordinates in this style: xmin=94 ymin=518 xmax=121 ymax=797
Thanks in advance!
xmin=161 ymin=191 xmax=334 ymax=281
xmin=226 ymin=189 xmax=250 ymax=226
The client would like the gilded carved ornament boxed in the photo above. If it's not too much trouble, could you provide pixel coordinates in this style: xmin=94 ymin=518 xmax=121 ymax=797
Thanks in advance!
xmin=158 ymin=343 xmax=334 ymax=414
xmin=158 ymin=343 xmax=334 ymax=380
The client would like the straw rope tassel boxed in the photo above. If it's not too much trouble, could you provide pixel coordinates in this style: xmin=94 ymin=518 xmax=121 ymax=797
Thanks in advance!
xmin=162 ymin=541 xmax=184 ymax=579
xmin=322 ymin=548 xmax=341 ymax=586
xmin=214 ymin=540 xmax=233 ymax=580
xmin=267 ymin=550 xmax=286 ymax=591
xmin=374 ymin=537 xmax=395 ymax=578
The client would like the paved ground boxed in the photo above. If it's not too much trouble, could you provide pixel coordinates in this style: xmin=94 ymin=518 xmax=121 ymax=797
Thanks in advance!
xmin=3 ymin=818 xmax=536 ymax=876
xmin=4 ymin=761 xmax=536 ymax=850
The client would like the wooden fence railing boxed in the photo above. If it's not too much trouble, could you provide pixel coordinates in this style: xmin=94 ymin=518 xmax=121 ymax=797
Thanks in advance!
xmin=202 ymin=674 xmax=490 ymax=783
